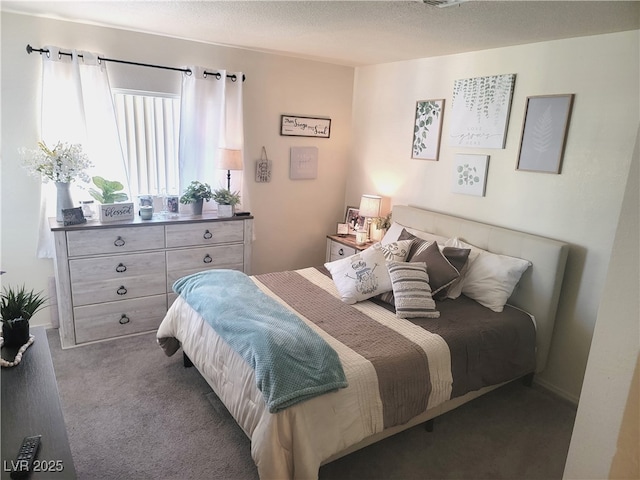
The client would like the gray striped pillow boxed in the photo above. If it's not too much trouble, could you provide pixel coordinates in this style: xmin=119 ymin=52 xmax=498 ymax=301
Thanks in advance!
xmin=387 ymin=261 xmax=440 ymax=319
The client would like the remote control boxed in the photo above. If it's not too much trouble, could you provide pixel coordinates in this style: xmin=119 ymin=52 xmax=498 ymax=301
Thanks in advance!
xmin=10 ymin=435 xmax=41 ymax=479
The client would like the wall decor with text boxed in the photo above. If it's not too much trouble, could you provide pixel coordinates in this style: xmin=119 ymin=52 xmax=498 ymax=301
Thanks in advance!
xmin=451 ymin=154 xmax=490 ymax=197
xmin=449 ymin=73 xmax=516 ymax=149
xmin=412 ymin=99 xmax=444 ymax=160
xmin=281 ymin=115 xmax=331 ymax=138
xmin=516 ymin=94 xmax=574 ymax=174
xmin=289 ymin=146 xmax=318 ymax=180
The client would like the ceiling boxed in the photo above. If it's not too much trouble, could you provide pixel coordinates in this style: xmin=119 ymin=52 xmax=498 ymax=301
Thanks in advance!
xmin=3 ymin=1 xmax=639 ymax=67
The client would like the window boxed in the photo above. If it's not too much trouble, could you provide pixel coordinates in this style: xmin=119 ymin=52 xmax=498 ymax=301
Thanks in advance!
xmin=112 ymin=90 xmax=181 ymax=200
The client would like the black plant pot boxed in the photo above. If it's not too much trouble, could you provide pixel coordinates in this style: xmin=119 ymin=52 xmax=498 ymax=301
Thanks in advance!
xmin=2 ymin=318 xmax=30 ymax=348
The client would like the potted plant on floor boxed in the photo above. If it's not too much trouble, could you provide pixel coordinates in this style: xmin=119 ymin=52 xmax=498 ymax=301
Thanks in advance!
xmin=89 ymin=176 xmax=134 ymax=222
xmin=1 ymin=285 xmax=47 ymax=348
xmin=180 ymin=181 xmax=213 ymax=215
xmin=212 ymin=188 xmax=241 ymax=218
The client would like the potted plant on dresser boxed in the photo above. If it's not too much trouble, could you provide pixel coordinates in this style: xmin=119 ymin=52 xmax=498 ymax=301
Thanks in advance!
xmin=1 ymin=285 xmax=47 ymax=349
xmin=180 ymin=181 xmax=213 ymax=215
xmin=89 ymin=176 xmax=134 ymax=222
xmin=212 ymin=187 xmax=241 ymax=218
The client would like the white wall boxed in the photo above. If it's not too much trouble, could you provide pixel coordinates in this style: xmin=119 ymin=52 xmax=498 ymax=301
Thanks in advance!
xmin=0 ymin=13 xmax=354 ymax=326
xmin=563 ymin=127 xmax=639 ymax=479
xmin=348 ymin=31 xmax=639 ymax=402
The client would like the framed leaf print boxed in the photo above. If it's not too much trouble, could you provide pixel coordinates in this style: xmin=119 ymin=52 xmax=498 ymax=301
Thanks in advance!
xmin=449 ymin=73 xmax=516 ymax=149
xmin=451 ymin=154 xmax=489 ymax=197
xmin=412 ymin=99 xmax=444 ymax=160
xmin=517 ymin=94 xmax=574 ymax=174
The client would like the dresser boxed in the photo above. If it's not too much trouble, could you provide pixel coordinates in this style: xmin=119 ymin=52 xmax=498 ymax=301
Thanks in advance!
xmin=325 ymin=234 xmax=367 ymax=262
xmin=50 ymin=214 xmax=252 ymax=349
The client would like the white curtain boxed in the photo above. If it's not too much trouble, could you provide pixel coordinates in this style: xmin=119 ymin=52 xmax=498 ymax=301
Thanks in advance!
xmin=37 ymin=46 xmax=128 ymax=257
xmin=178 ymin=67 xmax=247 ymax=212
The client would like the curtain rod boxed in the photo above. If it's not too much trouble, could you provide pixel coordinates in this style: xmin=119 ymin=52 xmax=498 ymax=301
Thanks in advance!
xmin=26 ymin=44 xmax=245 ymax=82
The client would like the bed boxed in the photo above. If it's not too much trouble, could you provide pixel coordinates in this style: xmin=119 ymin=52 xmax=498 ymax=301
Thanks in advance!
xmin=157 ymin=205 xmax=569 ymax=479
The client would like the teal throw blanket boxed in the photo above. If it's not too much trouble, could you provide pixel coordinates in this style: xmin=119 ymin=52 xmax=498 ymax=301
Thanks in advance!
xmin=173 ymin=270 xmax=348 ymax=413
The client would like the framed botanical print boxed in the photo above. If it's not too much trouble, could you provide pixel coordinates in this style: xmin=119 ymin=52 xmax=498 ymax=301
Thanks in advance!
xmin=412 ymin=99 xmax=444 ymax=160
xmin=516 ymin=94 xmax=574 ymax=174
xmin=449 ymin=73 xmax=516 ymax=149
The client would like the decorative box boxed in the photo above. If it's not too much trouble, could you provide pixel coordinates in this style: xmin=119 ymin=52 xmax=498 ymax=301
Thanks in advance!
xmin=99 ymin=202 xmax=135 ymax=223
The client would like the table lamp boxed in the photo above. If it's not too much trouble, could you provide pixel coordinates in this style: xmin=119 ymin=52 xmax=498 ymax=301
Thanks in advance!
xmin=219 ymin=148 xmax=243 ymax=190
xmin=358 ymin=194 xmax=382 ymax=243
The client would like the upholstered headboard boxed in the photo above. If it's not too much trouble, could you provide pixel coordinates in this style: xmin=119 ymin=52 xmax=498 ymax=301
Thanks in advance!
xmin=392 ymin=205 xmax=569 ymax=373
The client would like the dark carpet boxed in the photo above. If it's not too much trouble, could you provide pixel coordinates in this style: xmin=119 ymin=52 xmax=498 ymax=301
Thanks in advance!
xmin=47 ymin=329 xmax=576 ymax=480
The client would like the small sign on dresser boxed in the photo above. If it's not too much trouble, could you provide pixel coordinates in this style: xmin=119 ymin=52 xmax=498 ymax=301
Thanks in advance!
xmin=99 ymin=202 xmax=135 ymax=222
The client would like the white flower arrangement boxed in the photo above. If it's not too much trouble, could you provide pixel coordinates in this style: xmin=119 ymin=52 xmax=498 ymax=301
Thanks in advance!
xmin=21 ymin=141 xmax=93 ymax=184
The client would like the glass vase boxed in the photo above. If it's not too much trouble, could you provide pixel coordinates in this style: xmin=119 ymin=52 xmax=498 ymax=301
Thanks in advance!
xmin=55 ymin=182 xmax=74 ymax=222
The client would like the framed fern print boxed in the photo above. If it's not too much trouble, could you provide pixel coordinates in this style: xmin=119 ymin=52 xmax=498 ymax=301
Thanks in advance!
xmin=517 ymin=94 xmax=574 ymax=174
xmin=412 ymin=99 xmax=444 ymax=160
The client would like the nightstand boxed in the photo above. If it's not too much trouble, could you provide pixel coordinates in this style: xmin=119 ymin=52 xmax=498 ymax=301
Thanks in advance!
xmin=325 ymin=234 xmax=368 ymax=262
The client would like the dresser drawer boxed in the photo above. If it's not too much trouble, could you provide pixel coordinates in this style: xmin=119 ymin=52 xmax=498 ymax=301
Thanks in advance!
xmin=330 ymin=240 xmax=357 ymax=261
xmin=69 ymin=252 xmax=166 ymax=306
xmin=67 ymin=226 xmax=165 ymax=257
xmin=166 ymin=244 xmax=245 ymax=289
xmin=74 ymin=295 xmax=167 ymax=344
xmin=165 ymin=221 xmax=244 ymax=248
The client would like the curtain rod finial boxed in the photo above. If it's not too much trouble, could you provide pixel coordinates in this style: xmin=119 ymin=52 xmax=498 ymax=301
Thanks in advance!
xmin=26 ymin=44 xmax=33 ymax=54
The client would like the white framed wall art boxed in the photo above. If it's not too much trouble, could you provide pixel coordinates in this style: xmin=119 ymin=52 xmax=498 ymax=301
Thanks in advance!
xmin=451 ymin=154 xmax=489 ymax=197
xmin=449 ymin=73 xmax=516 ymax=149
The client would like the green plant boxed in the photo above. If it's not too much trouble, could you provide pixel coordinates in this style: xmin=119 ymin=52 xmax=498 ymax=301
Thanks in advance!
xmin=373 ymin=212 xmax=392 ymax=230
xmin=88 ymin=176 xmax=129 ymax=204
xmin=180 ymin=181 xmax=213 ymax=204
xmin=212 ymin=188 xmax=241 ymax=206
xmin=0 ymin=285 xmax=48 ymax=326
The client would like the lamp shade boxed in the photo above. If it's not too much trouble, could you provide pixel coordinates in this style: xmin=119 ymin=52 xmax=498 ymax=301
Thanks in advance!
xmin=219 ymin=148 xmax=244 ymax=170
xmin=358 ymin=194 xmax=382 ymax=218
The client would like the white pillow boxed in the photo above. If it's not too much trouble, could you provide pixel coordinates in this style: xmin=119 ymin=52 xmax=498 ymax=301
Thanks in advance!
xmin=444 ymin=237 xmax=531 ymax=312
xmin=375 ymin=239 xmax=414 ymax=262
xmin=381 ymin=222 xmax=447 ymax=245
xmin=324 ymin=244 xmax=393 ymax=304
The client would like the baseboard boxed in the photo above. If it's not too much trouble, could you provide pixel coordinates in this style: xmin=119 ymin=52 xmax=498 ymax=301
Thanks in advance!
xmin=534 ymin=377 xmax=580 ymax=406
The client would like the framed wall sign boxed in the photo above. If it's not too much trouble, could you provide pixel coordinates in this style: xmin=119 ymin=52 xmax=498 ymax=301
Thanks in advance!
xmin=449 ymin=73 xmax=516 ymax=149
xmin=280 ymin=115 xmax=331 ymax=138
xmin=517 ymin=94 xmax=574 ymax=174
xmin=412 ymin=99 xmax=444 ymax=160
xmin=289 ymin=146 xmax=318 ymax=180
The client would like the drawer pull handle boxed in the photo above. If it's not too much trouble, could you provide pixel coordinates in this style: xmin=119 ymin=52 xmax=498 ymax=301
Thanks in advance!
xmin=119 ymin=314 xmax=130 ymax=325
xmin=115 ymin=263 xmax=127 ymax=273
xmin=203 ymin=230 xmax=213 ymax=240
xmin=338 ymin=248 xmax=344 ymax=256
xmin=203 ymin=254 xmax=213 ymax=264
xmin=114 ymin=236 xmax=126 ymax=247
xmin=116 ymin=286 xmax=128 ymax=296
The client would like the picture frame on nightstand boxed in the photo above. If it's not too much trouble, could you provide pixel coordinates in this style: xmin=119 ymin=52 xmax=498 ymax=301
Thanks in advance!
xmin=345 ymin=206 xmax=363 ymax=235
xmin=336 ymin=223 xmax=349 ymax=236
